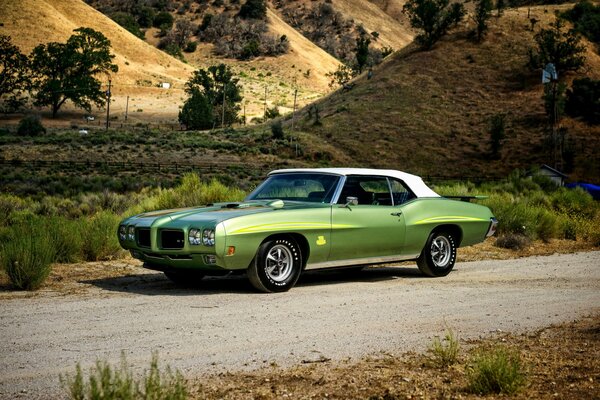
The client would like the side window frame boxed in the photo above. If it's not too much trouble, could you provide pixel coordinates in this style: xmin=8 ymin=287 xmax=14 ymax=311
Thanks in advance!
xmin=388 ymin=178 xmax=416 ymax=206
xmin=336 ymin=175 xmax=394 ymax=206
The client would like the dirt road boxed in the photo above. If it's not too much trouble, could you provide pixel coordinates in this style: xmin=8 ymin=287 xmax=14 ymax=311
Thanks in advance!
xmin=1 ymin=251 xmax=599 ymax=398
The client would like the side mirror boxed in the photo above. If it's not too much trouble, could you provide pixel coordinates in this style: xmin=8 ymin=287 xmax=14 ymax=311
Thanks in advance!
xmin=345 ymin=196 xmax=358 ymax=206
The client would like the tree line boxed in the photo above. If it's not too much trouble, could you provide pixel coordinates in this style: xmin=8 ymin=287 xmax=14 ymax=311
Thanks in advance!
xmin=0 ymin=28 xmax=118 ymax=117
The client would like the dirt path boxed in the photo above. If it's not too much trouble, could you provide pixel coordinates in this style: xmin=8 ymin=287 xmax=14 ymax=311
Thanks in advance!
xmin=1 ymin=251 xmax=599 ymax=399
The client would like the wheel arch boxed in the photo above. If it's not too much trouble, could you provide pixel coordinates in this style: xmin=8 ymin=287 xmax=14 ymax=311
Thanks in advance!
xmin=431 ymin=224 xmax=463 ymax=246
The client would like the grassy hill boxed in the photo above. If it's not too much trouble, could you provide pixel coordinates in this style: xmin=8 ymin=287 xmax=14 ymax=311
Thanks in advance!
xmin=291 ymin=6 xmax=600 ymax=182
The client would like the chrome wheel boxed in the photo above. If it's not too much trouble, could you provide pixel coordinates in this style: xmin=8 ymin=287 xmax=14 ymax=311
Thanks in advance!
xmin=431 ymin=236 xmax=451 ymax=268
xmin=417 ymin=231 xmax=457 ymax=277
xmin=249 ymin=238 xmax=303 ymax=292
xmin=265 ymin=244 xmax=294 ymax=282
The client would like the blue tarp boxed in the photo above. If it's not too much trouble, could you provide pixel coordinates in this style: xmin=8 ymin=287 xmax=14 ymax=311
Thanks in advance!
xmin=566 ymin=182 xmax=600 ymax=200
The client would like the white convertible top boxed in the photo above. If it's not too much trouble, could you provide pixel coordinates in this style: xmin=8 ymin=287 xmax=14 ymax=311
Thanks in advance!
xmin=269 ymin=168 xmax=440 ymax=198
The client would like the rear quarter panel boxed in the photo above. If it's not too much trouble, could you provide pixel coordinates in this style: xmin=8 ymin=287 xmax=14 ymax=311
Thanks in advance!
xmin=401 ymin=198 xmax=494 ymax=255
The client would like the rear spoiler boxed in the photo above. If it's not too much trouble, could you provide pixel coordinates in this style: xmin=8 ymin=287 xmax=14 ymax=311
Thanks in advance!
xmin=443 ymin=195 xmax=488 ymax=202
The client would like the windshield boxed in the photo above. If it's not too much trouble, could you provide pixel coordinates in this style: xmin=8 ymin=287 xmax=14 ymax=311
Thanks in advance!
xmin=246 ymin=173 xmax=341 ymax=203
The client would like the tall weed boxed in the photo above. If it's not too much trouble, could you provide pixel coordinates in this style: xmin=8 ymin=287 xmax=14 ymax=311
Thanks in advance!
xmin=467 ymin=346 xmax=526 ymax=395
xmin=428 ymin=329 xmax=460 ymax=367
xmin=61 ymin=353 xmax=187 ymax=400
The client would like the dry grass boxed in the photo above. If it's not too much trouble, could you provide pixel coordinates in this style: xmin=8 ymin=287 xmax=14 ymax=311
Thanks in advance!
xmin=331 ymin=0 xmax=414 ymax=49
xmin=189 ymin=315 xmax=600 ymax=399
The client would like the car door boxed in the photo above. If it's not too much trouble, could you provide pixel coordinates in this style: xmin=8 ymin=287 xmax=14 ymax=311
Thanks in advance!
xmin=329 ymin=176 xmax=407 ymax=261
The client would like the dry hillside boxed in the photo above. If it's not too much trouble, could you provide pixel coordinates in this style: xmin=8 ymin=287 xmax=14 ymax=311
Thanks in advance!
xmin=367 ymin=0 xmax=411 ymax=21
xmin=0 ymin=0 xmax=194 ymax=121
xmin=293 ymin=5 xmax=600 ymax=182
xmin=331 ymin=0 xmax=413 ymax=49
xmin=183 ymin=8 xmax=342 ymax=119
xmin=0 ymin=0 xmax=342 ymax=122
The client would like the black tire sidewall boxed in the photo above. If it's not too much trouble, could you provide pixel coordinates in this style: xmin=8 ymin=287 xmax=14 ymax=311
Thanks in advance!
xmin=418 ymin=231 xmax=457 ymax=277
xmin=254 ymin=237 xmax=302 ymax=292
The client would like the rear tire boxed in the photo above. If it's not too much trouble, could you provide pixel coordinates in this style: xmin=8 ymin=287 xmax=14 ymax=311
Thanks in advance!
xmin=164 ymin=270 xmax=205 ymax=287
xmin=248 ymin=237 xmax=303 ymax=293
xmin=417 ymin=231 xmax=457 ymax=277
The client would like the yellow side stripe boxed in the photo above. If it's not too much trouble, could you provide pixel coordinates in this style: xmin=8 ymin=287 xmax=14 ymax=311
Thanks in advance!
xmin=414 ymin=216 xmax=487 ymax=225
xmin=231 ymin=222 xmax=354 ymax=234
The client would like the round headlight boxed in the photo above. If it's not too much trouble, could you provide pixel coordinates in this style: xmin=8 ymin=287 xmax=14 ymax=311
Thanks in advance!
xmin=188 ymin=228 xmax=202 ymax=245
xmin=127 ymin=226 xmax=135 ymax=241
xmin=119 ymin=225 xmax=127 ymax=241
xmin=202 ymin=229 xmax=215 ymax=246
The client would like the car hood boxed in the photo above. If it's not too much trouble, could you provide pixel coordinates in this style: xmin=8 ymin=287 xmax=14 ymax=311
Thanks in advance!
xmin=123 ymin=200 xmax=327 ymax=227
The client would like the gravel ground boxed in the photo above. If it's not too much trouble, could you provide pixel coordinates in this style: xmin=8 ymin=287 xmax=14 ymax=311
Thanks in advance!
xmin=0 ymin=251 xmax=599 ymax=399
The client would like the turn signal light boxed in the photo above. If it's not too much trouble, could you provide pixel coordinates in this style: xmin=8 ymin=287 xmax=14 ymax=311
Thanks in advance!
xmin=227 ymin=246 xmax=236 ymax=256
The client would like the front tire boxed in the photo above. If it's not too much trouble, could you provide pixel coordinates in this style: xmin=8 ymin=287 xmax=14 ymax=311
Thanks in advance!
xmin=248 ymin=237 xmax=303 ymax=293
xmin=417 ymin=231 xmax=457 ymax=277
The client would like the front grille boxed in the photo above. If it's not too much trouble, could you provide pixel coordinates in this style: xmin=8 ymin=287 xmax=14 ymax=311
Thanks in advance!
xmin=137 ymin=228 xmax=151 ymax=248
xmin=160 ymin=229 xmax=185 ymax=249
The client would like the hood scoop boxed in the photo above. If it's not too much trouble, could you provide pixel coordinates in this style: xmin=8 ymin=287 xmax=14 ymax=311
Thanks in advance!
xmin=207 ymin=200 xmax=285 ymax=210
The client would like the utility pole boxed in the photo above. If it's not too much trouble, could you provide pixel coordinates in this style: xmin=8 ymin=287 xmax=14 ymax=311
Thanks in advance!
xmin=105 ymin=79 xmax=111 ymax=130
xmin=125 ymin=95 xmax=129 ymax=121
xmin=222 ymin=83 xmax=226 ymax=128
xmin=292 ymin=88 xmax=298 ymax=131
xmin=263 ymin=85 xmax=267 ymax=121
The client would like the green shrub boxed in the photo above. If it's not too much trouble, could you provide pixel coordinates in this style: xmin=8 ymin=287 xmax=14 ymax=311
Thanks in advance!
xmin=551 ymin=187 xmax=595 ymax=219
xmin=183 ymin=41 xmax=197 ymax=53
xmin=562 ymin=0 xmax=600 ymax=47
xmin=572 ymin=213 xmax=600 ymax=245
xmin=61 ymin=353 xmax=187 ymax=400
xmin=534 ymin=208 xmax=560 ymax=242
xmin=483 ymin=195 xmax=535 ymax=239
xmin=428 ymin=329 xmax=460 ymax=368
xmin=467 ymin=346 xmax=526 ymax=395
xmin=1 ymin=223 xmax=54 ymax=290
xmin=0 ymin=194 xmax=27 ymax=227
xmin=81 ymin=211 xmax=123 ymax=261
xmin=155 ymin=174 xmax=245 ymax=210
xmin=46 ymin=216 xmax=84 ymax=263
xmin=271 ymin=120 xmax=284 ymax=139
xmin=17 ymin=114 xmax=46 ymax=136
xmin=566 ymin=77 xmax=600 ymax=124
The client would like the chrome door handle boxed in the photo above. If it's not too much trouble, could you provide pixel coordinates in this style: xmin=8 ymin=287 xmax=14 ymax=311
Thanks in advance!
xmin=390 ymin=212 xmax=402 ymax=217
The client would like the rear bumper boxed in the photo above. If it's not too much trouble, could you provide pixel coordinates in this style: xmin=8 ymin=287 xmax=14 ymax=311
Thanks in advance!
xmin=486 ymin=217 xmax=498 ymax=237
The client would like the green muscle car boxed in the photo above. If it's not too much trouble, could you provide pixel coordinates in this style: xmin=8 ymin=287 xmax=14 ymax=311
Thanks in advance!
xmin=118 ymin=168 xmax=497 ymax=292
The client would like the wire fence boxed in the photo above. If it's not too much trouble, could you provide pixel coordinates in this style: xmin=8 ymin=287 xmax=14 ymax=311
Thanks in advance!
xmin=0 ymin=158 xmax=503 ymax=184
xmin=0 ymin=158 xmax=271 ymax=174
xmin=76 ymin=120 xmax=183 ymax=132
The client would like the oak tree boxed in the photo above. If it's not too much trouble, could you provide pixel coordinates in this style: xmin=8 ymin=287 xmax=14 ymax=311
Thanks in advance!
xmin=30 ymin=28 xmax=118 ymax=118
xmin=0 ymin=35 xmax=30 ymax=112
